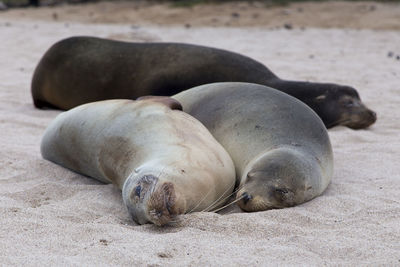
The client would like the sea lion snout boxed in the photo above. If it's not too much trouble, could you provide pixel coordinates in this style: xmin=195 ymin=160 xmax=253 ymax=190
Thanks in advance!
xmin=241 ymin=192 xmax=252 ymax=204
xmin=237 ymin=185 xmax=296 ymax=212
xmin=331 ymin=91 xmax=377 ymax=129
xmin=353 ymin=107 xmax=377 ymax=129
xmin=369 ymin=110 xmax=377 ymax=120
xmin=147 ymin=182 xmax=180 ymax=226
xmin=122 ymin=174 xmax=184 ymax=226
xmin=343 ymin=104 xmax=377 ymax=129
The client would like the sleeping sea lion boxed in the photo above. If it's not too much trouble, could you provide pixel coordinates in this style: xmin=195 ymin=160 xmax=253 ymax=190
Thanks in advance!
xmin=40 ymin=97 xmax=236 ymax=225
xmin=173 ymin=83 xmax=334 ymax=211
xmin=31 ymin=36 xmax=376 ymax=129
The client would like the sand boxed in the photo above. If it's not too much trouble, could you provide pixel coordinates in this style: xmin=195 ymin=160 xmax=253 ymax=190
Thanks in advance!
xmin=2 ymin=1 xmax=400 ymax=30
xmin=1 ymin=1 xmax=400 ymax=266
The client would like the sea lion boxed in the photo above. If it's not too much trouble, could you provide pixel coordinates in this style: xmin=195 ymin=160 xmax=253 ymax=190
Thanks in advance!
xmin=173 ymin=83 xmax=334 ymax=211
xmin=31 ymin=36 xmax=376 ymax=129
xmin=40 ymin=97 xmax=236 ymax=225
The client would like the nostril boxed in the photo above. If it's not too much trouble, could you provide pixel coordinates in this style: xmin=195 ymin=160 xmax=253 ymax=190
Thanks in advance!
xmin=370 ymin=111 xmax=377 ymax=119
xmin=242 ymin=192 xmax=252 ymax=204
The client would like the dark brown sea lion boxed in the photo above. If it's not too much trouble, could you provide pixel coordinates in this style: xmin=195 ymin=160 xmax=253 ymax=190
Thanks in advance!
xmin=31 ymin=36 xmax=376 ymax=129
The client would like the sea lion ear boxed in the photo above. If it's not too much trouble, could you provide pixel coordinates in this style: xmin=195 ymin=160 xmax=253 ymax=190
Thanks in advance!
xmin=137 ymin=96 xmax=183 ymax=111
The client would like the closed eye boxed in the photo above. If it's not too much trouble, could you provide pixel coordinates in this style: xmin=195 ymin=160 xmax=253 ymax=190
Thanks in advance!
xmin=343 ymin=100 xmax=355 ymax=107
xmin=135 ymin=185 xmax=141 ymax=197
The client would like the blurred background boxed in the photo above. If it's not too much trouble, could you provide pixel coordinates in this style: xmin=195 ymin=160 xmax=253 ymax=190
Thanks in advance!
xmin=1 ymin=0 xmax=400 ymax=30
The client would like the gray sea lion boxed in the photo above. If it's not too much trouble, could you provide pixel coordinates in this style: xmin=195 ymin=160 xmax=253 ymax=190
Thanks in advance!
xmin=173 ymin=83 xmax=334 ymax=211
xmin=31 ymin=36 xmax=376 ymax=129
xmin=40 ymin=97 xmax=236 ymax=225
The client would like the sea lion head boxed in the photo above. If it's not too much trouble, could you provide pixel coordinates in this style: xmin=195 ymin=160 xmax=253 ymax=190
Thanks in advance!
xmin=122 ymin=172 xmax=185 ymax=226
xmin=311 ymin=85 xmax=376 ymax=129
xmin=237 ymin=147 xmax=323 ymax=212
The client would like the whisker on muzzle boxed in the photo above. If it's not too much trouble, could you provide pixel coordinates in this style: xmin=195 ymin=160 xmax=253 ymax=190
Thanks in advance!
xmin=209 ymin=194 xmax=246 ymax=213
xmin=200 ymin=180 xmax=241 ymax=213
xmin=185 ymin=183 xmax=215 ymax=214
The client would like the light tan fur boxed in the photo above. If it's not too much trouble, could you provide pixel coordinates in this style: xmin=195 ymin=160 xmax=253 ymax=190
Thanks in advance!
xmin=41 ymin=99 xmax=236 ymax=225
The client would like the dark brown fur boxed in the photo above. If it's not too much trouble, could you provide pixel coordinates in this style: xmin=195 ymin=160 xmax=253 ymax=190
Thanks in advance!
xmin=32 ymin=36 xmax=376 ymax=129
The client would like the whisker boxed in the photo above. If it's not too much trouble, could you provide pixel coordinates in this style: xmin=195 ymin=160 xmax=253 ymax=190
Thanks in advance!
xmin=202 ymin=182 xmax=243 ymax=212
xmin=209 ymin=194 xmax=245 ymax=213
xmin=200 ymin=180 xmax=236 ymax=213
xmin=185 ymin=183 xmax=214 ymax=214
xmin=167 ymin=216 xmax=184 ymax=226
xmin=202 ymin=184 xmax=243 ymax=212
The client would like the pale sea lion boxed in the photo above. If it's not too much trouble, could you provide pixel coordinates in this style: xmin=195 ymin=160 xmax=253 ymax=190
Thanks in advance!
xmin=40 ymin=97 xmax=236 ymax=225
xmin=173 ymin=83 xmax=334 ymax=211
xmin=31 ymin=36 xmax=376 ymax=129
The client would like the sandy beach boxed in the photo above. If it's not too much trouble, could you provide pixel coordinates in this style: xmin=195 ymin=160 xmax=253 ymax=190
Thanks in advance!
xmin=0 ymin=1 xmax=399 ymax=265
